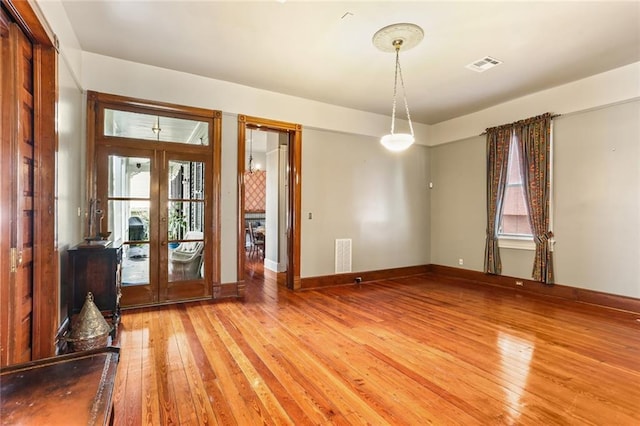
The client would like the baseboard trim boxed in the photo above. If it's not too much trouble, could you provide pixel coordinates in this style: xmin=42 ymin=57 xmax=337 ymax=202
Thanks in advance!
xmin=428 ymin=264 xmax=640 ymax=315
xmin=213 ymin=282 xmax=245 ymax=299
xmin=264 ymin=258 xmax=286 ymax=273
xmin=299 ymin=265 xmax=431 ymax=290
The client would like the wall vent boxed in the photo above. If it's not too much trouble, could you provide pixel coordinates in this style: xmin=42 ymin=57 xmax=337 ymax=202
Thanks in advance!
xmin=335 ymin=238 xmax=352 ymax=273
xmin=465 ymin=56 xmax=502 ymax=73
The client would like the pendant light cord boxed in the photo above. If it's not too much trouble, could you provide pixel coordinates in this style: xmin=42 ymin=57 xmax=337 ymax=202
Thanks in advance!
xmin=248 ymin=129 xmax=254 ymax=174
xmin=390 ymin=48 xmax=398 ymax=135
xmin=390 ymin=42 xmax=414 ymax=137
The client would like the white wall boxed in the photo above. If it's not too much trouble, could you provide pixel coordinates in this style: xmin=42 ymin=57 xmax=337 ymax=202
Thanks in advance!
xmin=430 ymin=100 xmax=640 ymax=298
xmin=264 ymin=135 xmax=282 ymax=271
xmin=429 ymin=136 xmax=486 ymax=272
xmin=34 ymin=0 xmax=85 ymax=325
xmin=220 ymin=113 xmax=238 ymax=284
xmin=55 ymin=41 xmax=85 ymax=324
xmin=35 ymin=0 xmax=82 ymax=87
xmin=276 ymin=140 xmax=289 ymax=272
xmin=553 ymin=101 xmax=640 ymax=297
xmin=302 ymin=129 xmax=431 ymax=277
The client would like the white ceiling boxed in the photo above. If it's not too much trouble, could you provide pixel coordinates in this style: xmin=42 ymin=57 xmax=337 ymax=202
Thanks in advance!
xmin=61 ymin=1 xmax=640 ymax=125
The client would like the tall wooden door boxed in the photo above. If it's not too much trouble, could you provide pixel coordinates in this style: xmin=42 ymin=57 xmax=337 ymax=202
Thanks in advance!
xmin=0 ymin=8 xmax=35 ymax=365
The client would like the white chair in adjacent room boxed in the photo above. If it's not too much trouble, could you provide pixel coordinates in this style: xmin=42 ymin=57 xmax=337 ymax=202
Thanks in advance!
xmin=169 ymin=231 xmax=204 ymax=280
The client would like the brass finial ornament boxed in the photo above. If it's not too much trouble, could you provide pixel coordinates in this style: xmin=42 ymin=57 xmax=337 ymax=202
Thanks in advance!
xmin=373 ymin=23 xmax=424 ymax=152
xmin=67 ymin=292 xmax=112 ymax=351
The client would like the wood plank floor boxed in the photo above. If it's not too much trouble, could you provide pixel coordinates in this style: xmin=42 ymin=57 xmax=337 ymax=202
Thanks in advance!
xmin=113 ymin=261 xmax=640 ymax=425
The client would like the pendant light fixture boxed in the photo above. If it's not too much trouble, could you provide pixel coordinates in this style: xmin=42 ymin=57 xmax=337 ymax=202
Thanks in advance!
xmin=151 ymin=116 xmax=162 ymax=141
xmin=373 ymin=23 xmax=423 ymax=152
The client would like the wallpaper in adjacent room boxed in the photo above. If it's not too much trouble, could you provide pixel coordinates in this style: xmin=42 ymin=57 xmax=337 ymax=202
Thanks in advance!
xmin=245 ymin=170 xmax=266 ymax=212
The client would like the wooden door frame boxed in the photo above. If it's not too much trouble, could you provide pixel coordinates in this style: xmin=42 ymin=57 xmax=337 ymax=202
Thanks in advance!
xmin=1 ymin=0 xmax=58 ymax=361
xmin=237 ymin=115 xmax=302 ymax=292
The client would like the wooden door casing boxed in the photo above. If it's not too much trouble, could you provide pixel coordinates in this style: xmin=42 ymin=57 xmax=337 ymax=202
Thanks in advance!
xmin=0 ymin=5 xmax=13 ymax=367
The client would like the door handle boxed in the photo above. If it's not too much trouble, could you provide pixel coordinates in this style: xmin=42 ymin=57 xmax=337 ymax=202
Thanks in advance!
xmin=161 ymin=241 xmax=167 ymax=246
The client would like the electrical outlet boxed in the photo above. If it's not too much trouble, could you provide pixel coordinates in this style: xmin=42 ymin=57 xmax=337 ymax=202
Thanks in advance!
xmin=458 ymin=258 xmax=464 ymax=266
xmin=515 ymin=280 xmax=524 ymax=286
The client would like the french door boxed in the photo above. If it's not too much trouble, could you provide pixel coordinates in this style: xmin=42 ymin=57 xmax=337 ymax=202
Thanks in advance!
xmin=97 ymin=147 xmax=211 ymax=306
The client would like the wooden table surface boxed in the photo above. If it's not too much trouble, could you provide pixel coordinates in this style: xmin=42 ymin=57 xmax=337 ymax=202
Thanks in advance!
xmin=1 ymin=347 xmax=119 ymax=426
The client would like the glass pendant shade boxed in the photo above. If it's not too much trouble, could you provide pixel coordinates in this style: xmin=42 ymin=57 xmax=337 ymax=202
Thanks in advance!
xmin=380 ymin=133 xmax=414 ymax=151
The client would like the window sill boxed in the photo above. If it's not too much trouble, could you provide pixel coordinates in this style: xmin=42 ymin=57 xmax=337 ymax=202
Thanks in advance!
xmin=498 ymin=236 xmax=535 ymax=251
xmin=498 ymin=236 xmax=555 ymax=252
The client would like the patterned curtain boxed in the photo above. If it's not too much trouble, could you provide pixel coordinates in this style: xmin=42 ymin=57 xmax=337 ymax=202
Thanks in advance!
xmin=484 ymin=126 xmax=512 ymax=274
xmin=514 ymin=113 xmax=554 ymax=283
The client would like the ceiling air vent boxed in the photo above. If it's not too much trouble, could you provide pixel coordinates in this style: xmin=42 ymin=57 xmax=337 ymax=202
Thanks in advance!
xmin=466 ymin=56 xmax=502 ymax=73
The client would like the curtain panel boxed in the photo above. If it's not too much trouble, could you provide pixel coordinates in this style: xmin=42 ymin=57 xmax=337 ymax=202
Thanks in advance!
xmin=514 ymin=113 xmax=554 ymax=283
xmin=484 ymin=126 xmax=512 ymax=275
xmin=484 ymin=113 xmax=554 ymax=284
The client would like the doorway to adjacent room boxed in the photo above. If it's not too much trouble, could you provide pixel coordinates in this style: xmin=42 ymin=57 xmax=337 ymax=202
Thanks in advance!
xmin=237 ymin=116 xmax=302 ymax=291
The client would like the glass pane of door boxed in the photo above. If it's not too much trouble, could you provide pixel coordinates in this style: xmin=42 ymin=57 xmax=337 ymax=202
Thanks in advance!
xmin=106 ymin=156 xmax=152 ymax=288
xmin=167 ymin=159 xmax=205 ymax=283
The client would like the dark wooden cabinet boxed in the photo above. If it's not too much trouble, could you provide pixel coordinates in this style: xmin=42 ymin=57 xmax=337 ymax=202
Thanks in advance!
xmin=67 ymin=242 xmax=122 ymax=334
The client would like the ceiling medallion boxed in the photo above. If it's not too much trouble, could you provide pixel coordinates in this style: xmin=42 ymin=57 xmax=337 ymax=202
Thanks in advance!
xmin=372 ymin=23 xmax=424 ymax=53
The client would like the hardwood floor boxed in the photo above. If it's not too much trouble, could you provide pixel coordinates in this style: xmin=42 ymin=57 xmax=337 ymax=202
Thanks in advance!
xmin=113 ymin=260 xmax=640 ymax=425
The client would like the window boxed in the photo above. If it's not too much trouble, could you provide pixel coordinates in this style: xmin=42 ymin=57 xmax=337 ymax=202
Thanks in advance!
xmin=103 ymin=109 xmax=210 ymax=145
xmin=498 ymin=132 xmax=554 ymax=251
xmin=499 ymin=139 xmax=532 ymax=237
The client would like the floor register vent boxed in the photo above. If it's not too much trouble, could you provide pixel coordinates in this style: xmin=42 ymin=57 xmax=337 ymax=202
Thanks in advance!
xmin=335 ymin=239 xmax=352 ymax=273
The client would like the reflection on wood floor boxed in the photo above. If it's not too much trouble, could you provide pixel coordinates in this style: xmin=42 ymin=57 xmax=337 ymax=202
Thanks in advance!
xmin=112 ymin=264 xmax=640 ymax=424
xmin=243 ymin=251 xmax=267 ymax=288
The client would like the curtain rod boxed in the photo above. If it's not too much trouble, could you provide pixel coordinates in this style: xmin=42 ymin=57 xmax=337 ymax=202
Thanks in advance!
xmin=479 ymin=113 xmax=561 ymax=136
